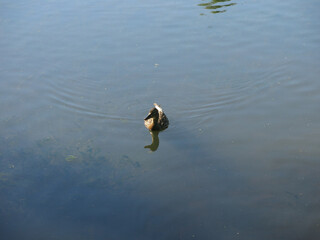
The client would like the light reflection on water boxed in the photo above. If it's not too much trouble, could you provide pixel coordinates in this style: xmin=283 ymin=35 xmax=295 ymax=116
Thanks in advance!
xmin=1 ymin=0 xmax=320 ymax=239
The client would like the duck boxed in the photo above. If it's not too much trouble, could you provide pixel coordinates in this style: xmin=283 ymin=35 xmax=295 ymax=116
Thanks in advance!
xmin=144 ymin=103 xmax=169 ymax=131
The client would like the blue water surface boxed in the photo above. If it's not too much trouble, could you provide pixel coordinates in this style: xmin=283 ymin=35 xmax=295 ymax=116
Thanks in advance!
xmin=0 ymin=0 xmax=320 ymax=239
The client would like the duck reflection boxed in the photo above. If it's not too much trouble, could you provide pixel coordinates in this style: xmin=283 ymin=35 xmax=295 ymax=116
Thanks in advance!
xmin=198 ymin=0 xmax=236 ymax=14
xmin=144 ymin=131 xmax=160 ymax=152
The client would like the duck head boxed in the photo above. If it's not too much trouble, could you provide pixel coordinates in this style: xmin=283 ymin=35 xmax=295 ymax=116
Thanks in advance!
xmin=144 ymin=106 xmax=159 ymax=131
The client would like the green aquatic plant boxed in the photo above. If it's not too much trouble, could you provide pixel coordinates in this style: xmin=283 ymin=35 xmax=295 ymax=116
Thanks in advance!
xmin=0 ymin=172 xmax=10 ymax=182
xmin=65 ymin=155 xmax=78 ymax=162
xmin=198 ymin=0 xmax=236 ymax=14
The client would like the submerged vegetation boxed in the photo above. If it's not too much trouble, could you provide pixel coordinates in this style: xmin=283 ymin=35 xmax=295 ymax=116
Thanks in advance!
xmin=0 ymin=134 xmax=142 ymax=218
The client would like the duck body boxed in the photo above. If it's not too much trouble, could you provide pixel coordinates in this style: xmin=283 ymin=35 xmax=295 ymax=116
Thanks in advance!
xmin=144 ymin=103 xmax=169 ymax=131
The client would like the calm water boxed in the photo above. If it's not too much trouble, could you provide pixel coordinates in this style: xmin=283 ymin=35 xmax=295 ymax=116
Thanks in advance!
xmin=1 ymin=0 xmax=320 ymax=239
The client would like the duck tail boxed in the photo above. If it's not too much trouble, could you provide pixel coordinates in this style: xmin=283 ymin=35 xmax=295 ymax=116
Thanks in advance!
xmin=153 ymin=103 xmax=163 ymax=112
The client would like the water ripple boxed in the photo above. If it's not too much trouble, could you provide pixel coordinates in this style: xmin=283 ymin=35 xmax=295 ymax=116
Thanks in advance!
xmin=46 ymin=76 xmax=136 ymax=122
xmin=177 ymin=61 xmax=291 ymax=129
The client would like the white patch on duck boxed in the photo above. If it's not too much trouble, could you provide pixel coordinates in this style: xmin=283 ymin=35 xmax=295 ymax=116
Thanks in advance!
xmin=154 ymin=103 xmax=163 ymax=113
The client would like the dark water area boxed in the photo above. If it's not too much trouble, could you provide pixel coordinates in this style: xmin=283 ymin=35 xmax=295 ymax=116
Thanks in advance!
xmin=1 ymin=0 xmax=320 ymax=239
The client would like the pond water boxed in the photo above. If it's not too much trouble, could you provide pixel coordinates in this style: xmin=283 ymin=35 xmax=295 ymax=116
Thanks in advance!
xmin=1 ymin=0 xmax=320 ymax=239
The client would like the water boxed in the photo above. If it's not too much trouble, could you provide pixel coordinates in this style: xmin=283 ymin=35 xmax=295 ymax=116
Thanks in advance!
xmin=1 ymin=0 xmax=320 ymax=239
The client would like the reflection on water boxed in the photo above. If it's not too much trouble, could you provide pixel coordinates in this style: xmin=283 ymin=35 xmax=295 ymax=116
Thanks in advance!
xmin=198 ymin=0 xmax=236 ymax=14
xmin=144 ymin=131 xmax=160 ymax=152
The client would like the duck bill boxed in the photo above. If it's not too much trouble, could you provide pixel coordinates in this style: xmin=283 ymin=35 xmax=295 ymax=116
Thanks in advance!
xmin=144 ymin=113 xmax=152 ymax=120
